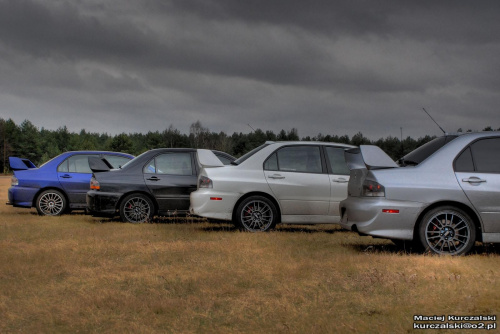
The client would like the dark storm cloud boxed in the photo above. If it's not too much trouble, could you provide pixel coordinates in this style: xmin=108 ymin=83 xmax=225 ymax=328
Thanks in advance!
xmin=0 ymin=0 xmax=499 ymax=139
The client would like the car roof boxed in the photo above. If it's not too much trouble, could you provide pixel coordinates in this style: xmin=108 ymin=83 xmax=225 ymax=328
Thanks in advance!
xmin=265 ymin=141 xmax=356 ymax=148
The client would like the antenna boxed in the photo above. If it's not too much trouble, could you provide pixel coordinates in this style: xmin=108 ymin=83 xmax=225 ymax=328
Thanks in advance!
xmin=247 ymin=124 xmax=256 ymax=132
xmin=422 ymin=108 xmax=446 ymax=134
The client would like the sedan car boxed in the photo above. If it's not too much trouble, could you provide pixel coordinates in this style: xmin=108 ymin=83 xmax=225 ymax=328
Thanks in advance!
xmin=190 ymin=141 xmax=356 ymax=232
xmin=7 ymin=151 xmax=134 ymax=215
xmin=86 ymin=148 xmax=235 ymax=223
xmin=339 ymin=131 xmax=500 ymax=255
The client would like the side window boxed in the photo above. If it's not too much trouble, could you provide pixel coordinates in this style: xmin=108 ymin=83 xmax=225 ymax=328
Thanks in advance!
xmin=57 ymin=154 xmax=98 ymax=173
xmin=470 ymin=138 xmax=500 ymax=173
xmin=143 ymin=153 xmax=193 ymax=175
xmin=273 ymin=146 xmax=322 ymax=173
xmin=454 ymin=147 xmax=474 ymax=172
xmin=264 ymin=153 xmax=278 ymax=171
xmin=325 ymin=147 xmax=350 ymax=175
xmin=103 ymin=155 xmax=132 ymax=169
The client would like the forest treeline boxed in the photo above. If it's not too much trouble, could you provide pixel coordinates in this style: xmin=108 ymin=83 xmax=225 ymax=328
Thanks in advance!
xmin=0 ymin=118 xmax=498 ymax=173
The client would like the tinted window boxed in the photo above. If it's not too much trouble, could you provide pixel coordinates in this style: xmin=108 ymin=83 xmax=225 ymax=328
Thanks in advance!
xmin=275 ymin=146 xmax=322 ymax=173
xmin=325 ymin=147 xmax=350 ymax=175
xmin=471 ymin=138 xmax=500 ymax=173
xmin=214 ymin=154 xmax=232 ymax=166
xmin=400 ymin=135 xmax=458 ymax=166
xmin=233 ymin=143 xmax=270 ymax=165
xmin=263 ymin=153 xmax=278 ymax=171
xmin=57 ymin=154 xmax=98 ymax=173
xmin=144 ymin=153 xmax=193 ymax=175
xmin=103 ymin=155 xmax=132 ymax=169
xmin=454 ymin=147 xmax=474 ymax=172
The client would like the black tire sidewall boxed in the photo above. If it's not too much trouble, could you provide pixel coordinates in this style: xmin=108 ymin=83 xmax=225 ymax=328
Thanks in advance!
xmin=418 ymin=206 xmax=476 ymax=255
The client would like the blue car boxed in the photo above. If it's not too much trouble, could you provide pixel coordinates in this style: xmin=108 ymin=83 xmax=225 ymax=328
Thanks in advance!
xmin=7 ymin=151 xmax=134 ymax=216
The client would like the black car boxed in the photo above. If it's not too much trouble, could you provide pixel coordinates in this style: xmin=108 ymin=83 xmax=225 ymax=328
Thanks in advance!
xmin=86 ymin=148 xmax=235 ymax=223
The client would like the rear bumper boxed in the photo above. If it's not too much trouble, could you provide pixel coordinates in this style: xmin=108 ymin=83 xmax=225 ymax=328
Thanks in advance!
xmin=339 ymin=197 xmax=425 ymax=240
xmin=190 ymin=189 xmax=239 ymax=221
xmin=86 ymin=190 xmax=121 ymax=215
xmin=8 ymin=186 xmax=37 ymax=208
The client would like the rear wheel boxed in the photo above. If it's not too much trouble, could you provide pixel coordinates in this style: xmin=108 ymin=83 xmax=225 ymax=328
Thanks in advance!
xmin=36 ymin=190 xmax=67 ymax=216
xmin=235 ymin=196 xmax=278 ymax=232
xmin=418 ymin=206 xmax=476 ymax=255
xmin=120 ymin=194 xmax=154 ymax=223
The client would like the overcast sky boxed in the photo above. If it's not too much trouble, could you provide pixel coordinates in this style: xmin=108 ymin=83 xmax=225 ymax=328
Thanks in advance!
xmin=1 ymin=0 xmax=499 ymax=139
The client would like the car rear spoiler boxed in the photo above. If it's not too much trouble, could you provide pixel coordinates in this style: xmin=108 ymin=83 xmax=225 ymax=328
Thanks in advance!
xmin=197 ymin=149 xmax=225 ymax=168
xmin=88 ymin=157 xmax=113 ymax=172
xmin=9 ymin=157 xmax=37 ymax=170
xmin=344 ymin=145 xmax=398 ymax=170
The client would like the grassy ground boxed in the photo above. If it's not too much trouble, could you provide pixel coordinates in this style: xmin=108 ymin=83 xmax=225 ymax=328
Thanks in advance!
xmin=1 ymin=176 xmax=499 ymax=333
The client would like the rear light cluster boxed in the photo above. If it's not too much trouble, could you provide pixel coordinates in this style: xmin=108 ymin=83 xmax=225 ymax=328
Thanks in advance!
xmin=362 ymin=180 xmax=385 ymax=197
xmin=90 ymin=177 xmax=100 ymax=190
xmin=199 ymin=175 xmax=213 ymax=189
xmin=11 ymin=175 xmax=18 ymax=186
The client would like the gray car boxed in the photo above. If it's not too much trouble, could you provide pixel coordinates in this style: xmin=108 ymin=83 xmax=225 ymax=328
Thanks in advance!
xmin=339 ymin=131 xmax=500 ymax=255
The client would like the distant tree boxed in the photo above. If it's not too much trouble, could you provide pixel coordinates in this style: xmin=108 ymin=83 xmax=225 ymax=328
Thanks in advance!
xmin=483 ymin=126 xmax=493 ymax=131
xmin=17 ymin=120 xmax=42 ymax=164
xmin=109 ymin=133 xmax=133 ymax=153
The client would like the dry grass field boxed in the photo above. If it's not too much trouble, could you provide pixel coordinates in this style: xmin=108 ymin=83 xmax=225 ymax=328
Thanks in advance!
xmin=1 ymin=175 xmax=499 ymax=333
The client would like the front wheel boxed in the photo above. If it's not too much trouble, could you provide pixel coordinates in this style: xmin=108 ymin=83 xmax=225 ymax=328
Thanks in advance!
xmin=120 ymin=194 xmax=154 ymax=223
xmin=418 ymin=206 xmax=476 ymax=255
xmin=235 ymin=196 xmax=278 ymax=232
xmin=36 ymin=189 xmax=67 ymax=216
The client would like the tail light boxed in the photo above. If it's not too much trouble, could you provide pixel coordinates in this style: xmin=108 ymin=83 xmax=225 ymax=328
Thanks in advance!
xmin=90 ymin=176 xmax=100 ymax=190
xmin=11 ymin=175 xmax=19 ymax=186
xmin=199 ymin=175 xmax=213 ymax=188
xmin=362 ymin=180 xmax=385 ymax=197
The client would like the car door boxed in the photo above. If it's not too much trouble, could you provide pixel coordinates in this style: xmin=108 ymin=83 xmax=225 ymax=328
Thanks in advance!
xmin=57 ymin=154 xmax=99 ymax=206
xmin=324 ymin=146 xmax=350 ymax=218
xmin=455 ymin=138 xmax=500 ymax=233
xmin=264 ymin=145 xmax=331 ymax=216
xmin=143 ymin=152 xmax=197 ymax=212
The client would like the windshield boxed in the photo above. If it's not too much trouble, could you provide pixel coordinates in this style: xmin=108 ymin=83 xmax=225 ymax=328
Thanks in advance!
xmin=233 ymin=143 xmax=270 ymax=165
xmin=399 ymin=135 xmax=458 ymax=166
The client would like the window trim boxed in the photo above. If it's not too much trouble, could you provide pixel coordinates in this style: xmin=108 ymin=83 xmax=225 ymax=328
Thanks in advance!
xmin=453 ymin=136 xmax=500 ymax=174
xmin=263 ymin=144 xmax=327 ymax=174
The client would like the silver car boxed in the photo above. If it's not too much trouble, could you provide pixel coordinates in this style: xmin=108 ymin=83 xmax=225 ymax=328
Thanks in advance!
xmin=339 ymin=131 xmax=500 ymax=255
xmin=191 ymin=141 xmax=355 ymax=232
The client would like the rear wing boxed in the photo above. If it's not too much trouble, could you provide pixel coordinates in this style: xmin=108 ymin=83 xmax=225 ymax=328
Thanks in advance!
xmin=197 ymin=149 xmax=225 ymax=168
xmin=9 ymin=157 xmax=37 ymax=170
xmin=344 ymin=145 xmax=398 ymax=170
xmin=88 ymin=157 xmax=113 ymax=173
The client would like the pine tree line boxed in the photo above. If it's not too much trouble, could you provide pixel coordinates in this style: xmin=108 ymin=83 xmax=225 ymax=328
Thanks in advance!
xmin=1 ymin=118 xmax=498 ymax=173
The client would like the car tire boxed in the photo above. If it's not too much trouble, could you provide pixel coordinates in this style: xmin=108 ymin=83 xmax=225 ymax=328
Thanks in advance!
xmin=119 ymin=194 xmax=154 ymax=223
xmin=418 ymin=206 xmax=476 ymax=255
xmin=36 ymin=189 xmax=67 ymax=216
xmin=235 ymin=196 xmax=278 ymax=232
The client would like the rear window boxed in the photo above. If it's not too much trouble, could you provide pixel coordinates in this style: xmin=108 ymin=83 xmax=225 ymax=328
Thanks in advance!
xmin=400 ymin=135 xmax=458 ymax=166
xmin=233 ymin=143 xmax=270 ymax=165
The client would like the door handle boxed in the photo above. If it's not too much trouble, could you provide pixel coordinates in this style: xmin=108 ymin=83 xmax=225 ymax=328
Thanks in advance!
xmin=268 ymin=174 xmax=285 ymax=179
xmin=60 ymin=174 xmax=72 ymax=178
xmin=332 ymin=178 xmax=348 ymax=183
xmin=462 ymin=177 xmax=486 ymax=183
xmin=147 ymin=176 xmax=160 ymax=181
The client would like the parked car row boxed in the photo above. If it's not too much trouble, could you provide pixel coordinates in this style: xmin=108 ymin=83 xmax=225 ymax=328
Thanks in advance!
xmin=7 ymin=131 xmax=500 ymax=255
